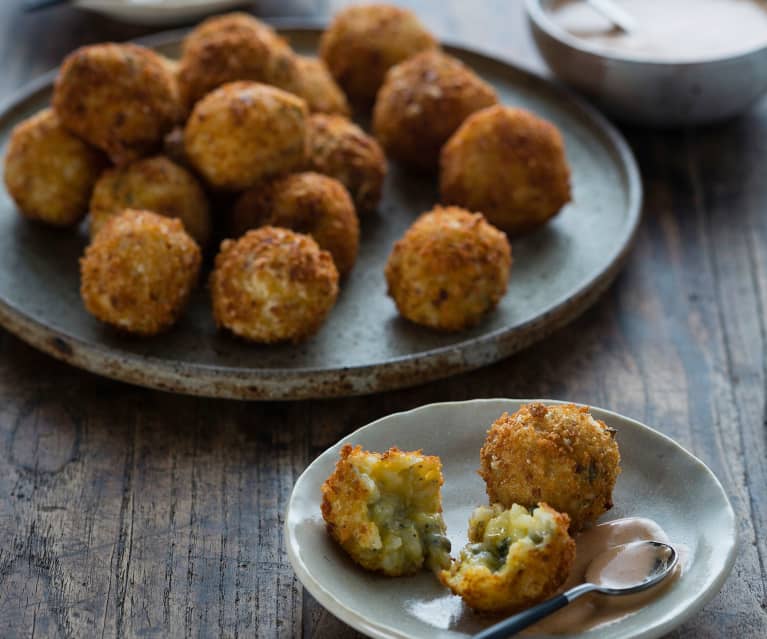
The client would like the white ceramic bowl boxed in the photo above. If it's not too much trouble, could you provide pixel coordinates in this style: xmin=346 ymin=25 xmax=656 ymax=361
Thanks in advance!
xmin=73 ymin=0 xmax=255 ymax=26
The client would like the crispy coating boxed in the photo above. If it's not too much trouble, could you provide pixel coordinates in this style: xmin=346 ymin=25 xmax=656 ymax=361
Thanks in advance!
xmin=231 ymin=172 xmax=359 ymax=276
xmin=440 ymin=105 xmax=572 ymax=235
xmin=184 ymin=82 xmax=308 ymax=191
xmin=479 ymin=404 xmax=621 ymax=532
xmin=53 ymin=43 xmax=181 ymax=165
xmin=319 ymin=4 xmax=438 ymax=107
xmin=321 ymin=445 xmax=451 ymax=577
xmin=440 ymin=503 xmax=575 ymax=613
xmin=89 ymin=155 xmax=211 ymax=246
xmin=3 ymin=109 xmax=105 ymax=226
xmin=178 ymin=13 xmax=298 ymax=109
xmin=306 ymin=114 xmax=386 ymax=213
xmin=210 ymin=227 xmax=339 ymax=343
xmin=289 ymin=56 xmax=351 ymax=116
xmin=373 ymin=50 xmax=497 ymax=171
xmin=385 ymin=206 xmax=511 ymax=331
xmin=80 ymin=209 xmax=201 ymax=336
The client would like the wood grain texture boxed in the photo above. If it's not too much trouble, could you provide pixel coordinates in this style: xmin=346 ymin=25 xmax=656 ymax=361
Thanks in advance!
xmin=0 ymin=1 xmax=765 ymax=637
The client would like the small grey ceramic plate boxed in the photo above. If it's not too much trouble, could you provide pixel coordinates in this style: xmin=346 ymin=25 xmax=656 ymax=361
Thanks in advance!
xmin=286 ymin=399 xmax=736 ymax=639
xmin=0 ymin=25 xmax=641 ymax=400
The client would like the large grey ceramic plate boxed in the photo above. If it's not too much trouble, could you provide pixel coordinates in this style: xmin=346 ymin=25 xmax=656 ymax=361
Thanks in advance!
xmin=0 ymin=24 xmax=641 ymax=400
xmin=286 ymin=399 xmax=737 ymax=639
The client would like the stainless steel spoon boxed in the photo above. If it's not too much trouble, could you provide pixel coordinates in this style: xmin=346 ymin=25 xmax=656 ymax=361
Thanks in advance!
xmin=473 ymin=540 xmax=678 ymax=639
xmin=586 ymin=0 xmax=638 ymax=33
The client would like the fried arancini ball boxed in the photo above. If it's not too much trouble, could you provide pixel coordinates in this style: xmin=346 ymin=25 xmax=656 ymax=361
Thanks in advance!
xmin=184 ymin=82 xmax=307 ymax=191
xmin=440 ymin=105 xmax=572 ymax=236
xmin=53 ymin=43 xmax=181 ymax=165
xmin=321 ymin=445 xmax=451 ymax=577
xmin=289 ymin=56 xmax=351 ymax=116
xmin=3 ymin=109 xmax=105 ymax=226
xmin=231 ymin=172 xmax=359 ymax=276
xmin=80 ymin=209 xmax=201 ymax=336
xmin=479 ymin=404 xmax=621 ymax=532
xmin=210 ymin=227 xmax=339 ymax=343
xmin=319 ymin=4 xmax=438 ymax=106
xmin=177 ymin=13 xmax=298 ymax=109
xmin=384 ymin=206 xmax=511 ymax=331
xmin=89 ymin=155 xmax=211 ymax=246
xmin=440 ymin=503 xmax=575 ymax=613
xmin=306 ymin=114 xmax=387 ymax=213
xmin=373 ymin=50 xmax=497 ymax=171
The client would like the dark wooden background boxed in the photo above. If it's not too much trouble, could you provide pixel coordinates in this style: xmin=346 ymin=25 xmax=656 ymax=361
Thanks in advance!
xmin=0 ymin=0 xmax=765 ymax=637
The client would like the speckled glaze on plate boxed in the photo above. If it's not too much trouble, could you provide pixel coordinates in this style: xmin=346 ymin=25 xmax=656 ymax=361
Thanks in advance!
xmin=285 ymin=398 xmax=737 ymax=639
xmin=0 ymin=24 xmax=641 ymax=400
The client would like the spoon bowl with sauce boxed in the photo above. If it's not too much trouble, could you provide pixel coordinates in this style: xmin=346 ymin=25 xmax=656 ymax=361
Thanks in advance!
xmin=473 ymin=540 xmax=679 ymax=639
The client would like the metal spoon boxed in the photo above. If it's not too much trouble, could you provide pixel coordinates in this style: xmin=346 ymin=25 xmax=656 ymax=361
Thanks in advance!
xmin=473 ymin=540 xmax=678 ymax=639
xmin=586 ymin=0 xmax=638 ymax=33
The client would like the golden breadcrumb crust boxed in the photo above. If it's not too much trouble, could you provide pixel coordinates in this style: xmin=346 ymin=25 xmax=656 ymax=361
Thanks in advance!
xmin=385 ymin=206 xmax=511 ymax=331
xmin=290 ymin=56 xmax=351 ymax=116
xmin=231 ymin=172 xmax=359 ymax=276
xmin=479 ymin=403 xmax=621 ymax=531
xmin=210 ymin=227 xmax=339 ymax=343
xmin=3 ymin=108 xmax=105 ymax=226
xmin=373 ymin=50 xmax=497 ymax=171
xmin=440 ymin=105 xmax=572 ymax=235
xmin=184 ymin=81 xmax=307 ymax=191
xmin=89 ymin=155 xmax=211 ymax=246
xmin=80 ymin=209 xmax=201 ymax=335
xmin=306 ymin=114 xmax=387 ymax=213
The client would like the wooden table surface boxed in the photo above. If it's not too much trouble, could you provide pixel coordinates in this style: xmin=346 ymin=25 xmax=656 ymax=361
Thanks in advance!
xmin=0 ymin=1 xmax=765 ymax=637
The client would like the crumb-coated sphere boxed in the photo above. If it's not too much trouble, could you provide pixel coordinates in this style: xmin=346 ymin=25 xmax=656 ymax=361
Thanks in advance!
xmin=373 ymin=50 xmax=497 ymax=171
xmin=80 ymin=209 xmax=201 ymax=336
xmin=89 ymin=155 xmax=211 ymax=246
xmin=289 ymin=56 xmax=350 ymax=116
xmin=440 ymin=105 xmax=571 ymax=235
xmin=479 ymin=403 xmax=621 ymax=531
xmin=184 ymin=82 xmax=308 ymax=191
xmin=53 ymin=43 xmax=181 ymax=165
xmin=306 ymin=114 xmax=386 ymax=213
xmin=231 ymin=172 xmax=359 ymax=276
xmin=3 ymin=109 xmax=106 ymax=226
xmin=319 ymin=4 xmax=438 ymax=106
xmin=178 ymin=13 xmax=298 ymax=109
xmin=210 ymin=227 xmax=339 ymax=343
xmin=385 ymin=206 xmax=511 ymax=331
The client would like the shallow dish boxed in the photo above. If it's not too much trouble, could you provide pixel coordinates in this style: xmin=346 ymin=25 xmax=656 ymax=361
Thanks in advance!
xmin=73 ymin=0 xmax=255 ymax=26
xmin=286 ymin=398 xmax=736 ymax=638
xmin=0 ymin=25 xmax=641 ymax=400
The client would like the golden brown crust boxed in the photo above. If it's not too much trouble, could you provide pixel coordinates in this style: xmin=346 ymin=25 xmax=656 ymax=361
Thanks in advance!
xmin=79 ymin=209 xmax=201 ymax=335
xmin=231 ymin=172 xmax=359 ymax=276
xmin=209 ymin=227 xmax=339 ymax=343
xmin=319 ymin=4 xmax=438 ymax=107
xmin=290 ymin=56 xmax=351 ymax=116
xmin=184 ymin=81 xmax=308 ymax=191
xmin=373 ymin=50 xmax=497 ymax=171
xmin=385 ymin=205 xmax=511 ymax=331
xmin=3 ymin=109 xmax=106 ymax=226
xmin=89 ymin=155 xmax=211 ymax=246
xmin=440 ymin=105 xmax=572 ymax=235
xmin=306 ymin=114 xmax=387 ymax=213
xmin=479 ymin=404 xmax=621 ymax=531
xmin=53 ymin=43 xmax=181 ymax=165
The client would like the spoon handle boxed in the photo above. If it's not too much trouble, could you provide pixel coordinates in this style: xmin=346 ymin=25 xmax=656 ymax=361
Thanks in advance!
xmin=472 ymin=594 xmax=569 ymax=639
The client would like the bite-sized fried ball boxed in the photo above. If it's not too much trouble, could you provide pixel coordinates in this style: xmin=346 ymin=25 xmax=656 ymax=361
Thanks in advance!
xmin=479 ymin=403 xmax=621 ymax=532
xmin=373 ymin=50 xmax=497 ymax=171
xmin=290 ymin=56 xmax=350 ymax=116
xmin=320 ymin=4 xmax=438 ymax=106
xmin=440 ymin=503 xmax=575 ymax=613
xmin=306 ymin=114 xmax=386 ymax=213
xmin=3 ymin=109 xmax=105 ymax=226
xmin=210 ymin=227 xmax=339 ymax=343
xmin=440 ymin=105 xmax=572 ymax=236
xmin=178 ymin=12 xmax=298 ymax=109
xmin=80 ymin=209 xmax=201 ymax=336
xmin=322 ymin=445 xmax=451 ymax=576
xmin=185 ymin=82 xmax=307 ymax=191
xmin=385 ymin=206 xmax=511 ymax=331
xmin=89 ymin=155 xmax=211 ymax=246
xmin=231 ymin=172 xmax=359 ymax=276
xmin=53 ymin=43 xmax=181 ymax=165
